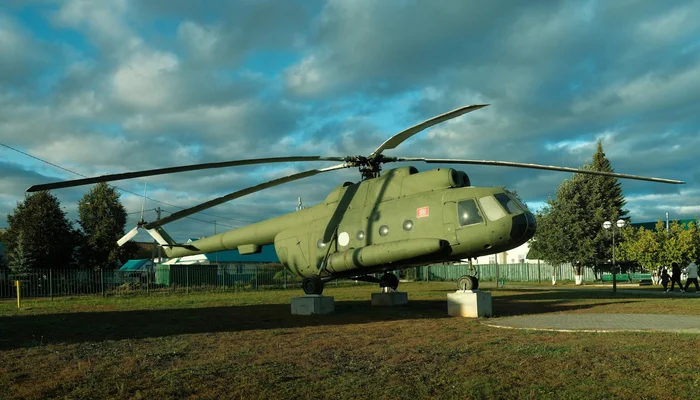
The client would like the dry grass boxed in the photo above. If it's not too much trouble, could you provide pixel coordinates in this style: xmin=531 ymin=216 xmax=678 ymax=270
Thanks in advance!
xmin=1 ymin=282 xmax=699 ymax=400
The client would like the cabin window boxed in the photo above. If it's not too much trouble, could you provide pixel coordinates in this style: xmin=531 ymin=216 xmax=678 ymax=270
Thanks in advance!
xmin=478 ymin=196 xmax=507 ymax=221
xmin=494 ymin=193 xmax=521 ymax=214
xmin=457 ymin=199 xmax=484 ymax=226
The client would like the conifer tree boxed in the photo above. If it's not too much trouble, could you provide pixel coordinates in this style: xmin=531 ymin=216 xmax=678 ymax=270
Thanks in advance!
xmin=5 ymin=191 xmax=77 ymax=271
xmin=77 ymin=183 xmax=128 ymax=269
xmin=530 ymin=140 xmax=628 ymax=269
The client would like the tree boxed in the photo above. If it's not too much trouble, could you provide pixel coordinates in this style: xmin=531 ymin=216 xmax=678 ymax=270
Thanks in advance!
xmin=529 ymin=140 xmax=628 ymax=271
xmin=585 ymin=140 xmax=628 ymax=265
xmin=530 ymin=174 xmax=591 ymax=265
xmin=618 ymin=225 xmax=662 ymax=272
xmin=7 ymin=230 xmax=35 ymax=273
xmin=5 ymin=191 xmax=77 ymax=271
xmin=77 ymin=183 xmax=128 ymax=269
xmin=661 ymin=221 xmax=698 ymax=266
xmin=617 ymin=220 xmax=699 ymax=282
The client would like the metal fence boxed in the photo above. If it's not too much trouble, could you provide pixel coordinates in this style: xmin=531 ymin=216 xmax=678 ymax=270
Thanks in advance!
xmin=423 ymin=262 xmax=596 ymax=283
xmin=0 ymin=262 xmax=593 ymax=300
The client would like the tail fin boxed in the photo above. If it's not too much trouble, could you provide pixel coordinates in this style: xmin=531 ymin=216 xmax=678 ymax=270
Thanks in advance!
xmin=116 ymin=224 xmax=179 ymax=259
xmin=144 ymin=227 xmax=177 ymax=258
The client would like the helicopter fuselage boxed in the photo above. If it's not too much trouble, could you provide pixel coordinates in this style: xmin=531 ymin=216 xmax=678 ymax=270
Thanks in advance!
xmin=161 ymin=166 xmax=536 ymax=279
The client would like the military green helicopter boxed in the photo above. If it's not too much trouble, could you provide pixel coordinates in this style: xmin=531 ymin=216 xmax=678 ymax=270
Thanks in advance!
xmin=28 ymin=105 xmax=684 ymax=295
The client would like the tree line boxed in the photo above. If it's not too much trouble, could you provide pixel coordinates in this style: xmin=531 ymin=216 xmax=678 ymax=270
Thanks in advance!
xmin=529 ymin=140 xmax=698 ymax=273
xmin=0 ymin=183 xmax=151 ymax=272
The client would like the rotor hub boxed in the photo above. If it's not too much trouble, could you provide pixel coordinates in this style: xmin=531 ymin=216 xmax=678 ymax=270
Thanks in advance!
xmin=345 ymin=154 xmax=396 ymax=180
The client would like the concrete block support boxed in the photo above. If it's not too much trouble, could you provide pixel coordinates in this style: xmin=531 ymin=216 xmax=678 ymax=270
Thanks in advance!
xmin=291 ymin=295 xmax=335 ymax=315
xmin=447 ymin=290 xmax=492 ymax=318
xmin=371 ymin=291 xmax=408 ymax=306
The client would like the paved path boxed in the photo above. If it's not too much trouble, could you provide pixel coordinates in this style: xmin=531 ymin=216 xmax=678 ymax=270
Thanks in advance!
xmin=483 ymin=313 xmax=700 ymax=333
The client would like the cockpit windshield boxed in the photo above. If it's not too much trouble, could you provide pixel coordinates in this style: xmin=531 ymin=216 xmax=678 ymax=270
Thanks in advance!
xmin=478 ymin=196 xmax=507 ymax=221
xmin=494 ymin=193 xmax=521 ymax=214
xmin=507 ymin=192 xmax=529 ymax=212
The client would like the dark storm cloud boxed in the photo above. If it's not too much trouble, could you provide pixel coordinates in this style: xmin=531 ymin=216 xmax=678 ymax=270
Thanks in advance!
xmin=2 ymin=0 xmax=698 ymax=240
xmin=133 ymin=0 xmax=320 ymax=66
xmin=0 ymin=13 xmax=57 ymax=87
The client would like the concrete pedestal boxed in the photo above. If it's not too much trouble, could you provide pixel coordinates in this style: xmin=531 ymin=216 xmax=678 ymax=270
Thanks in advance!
xmin=291 ymin=295 xmax=335 ymax=315
xmin=447 ymin=290 xmax=492 ymax=318
xmin=371 ymin=291 xmax=408 ymax=306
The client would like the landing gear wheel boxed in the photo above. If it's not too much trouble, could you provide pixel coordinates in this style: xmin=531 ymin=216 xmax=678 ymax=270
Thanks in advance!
xmin=457 ymin=275 xmax=478 ymax=291
xmin=380 ymin=273 xmax=400 ymax=291
xmin=302 ymin=276 xmax=324 ymax=295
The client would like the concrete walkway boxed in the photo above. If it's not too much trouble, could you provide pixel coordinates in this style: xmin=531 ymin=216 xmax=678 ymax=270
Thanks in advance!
xmin=483 ymin=313 xmax=700 ymax=333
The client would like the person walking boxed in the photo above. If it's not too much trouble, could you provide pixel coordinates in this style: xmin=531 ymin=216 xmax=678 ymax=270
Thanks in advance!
xmin=661 ymin=267 xmax=670 ymax=292
xmin=669 ymin=262 xmax=684 ymax=293
xmin=683 ymin=260 xmax=699 ymax=293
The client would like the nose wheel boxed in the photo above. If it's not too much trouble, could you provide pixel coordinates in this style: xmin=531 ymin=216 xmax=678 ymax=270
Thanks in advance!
xmin=302 ymin=276 xmax=324 ymax=295
xmin=457 ymin=275 xmax=478 ymax=291
xmin=380 ymin=273 xmax=400 ymax=291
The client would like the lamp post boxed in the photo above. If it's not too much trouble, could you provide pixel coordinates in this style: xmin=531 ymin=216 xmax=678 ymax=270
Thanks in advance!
xmin=603 ymin=219 xmax=626 ymax=293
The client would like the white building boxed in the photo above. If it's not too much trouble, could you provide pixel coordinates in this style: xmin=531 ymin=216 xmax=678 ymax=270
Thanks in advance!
xmin=470 ymin=241 xmax=537 ymax=265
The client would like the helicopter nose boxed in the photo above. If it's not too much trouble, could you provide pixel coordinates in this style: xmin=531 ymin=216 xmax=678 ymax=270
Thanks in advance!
xmin=510 ymin=214 xmax=528 ymax=240
xmin=510 ymin=210 xmax=536 ymax=241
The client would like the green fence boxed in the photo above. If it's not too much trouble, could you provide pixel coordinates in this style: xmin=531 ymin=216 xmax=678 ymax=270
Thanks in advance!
xmin=0 ymin=262 xmax=607 ymax=300
xmin=0 ymin=264 xmax=370 ymax=299
xmin=419 ymin=262 xmax=597 ymax=283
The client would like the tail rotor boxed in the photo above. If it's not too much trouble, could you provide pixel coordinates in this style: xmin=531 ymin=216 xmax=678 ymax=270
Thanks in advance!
xmin=117 ymin=183 xmax=148 ymax=246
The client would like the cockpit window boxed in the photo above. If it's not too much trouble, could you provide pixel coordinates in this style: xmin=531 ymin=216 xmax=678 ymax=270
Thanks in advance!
xmin=478 ymin=196 xmax=507 ymax=221
xmin=507 ymin=192 xmax=529 ymax=212
xmin=458 ymin=199 xmax=484 ymax=226
xmin=494 ymin=193 xmax=521 ymax=214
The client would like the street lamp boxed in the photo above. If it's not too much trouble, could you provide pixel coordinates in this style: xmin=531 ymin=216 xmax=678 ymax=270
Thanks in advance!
xmin=603 ymin=219 xmax=626 ymax=293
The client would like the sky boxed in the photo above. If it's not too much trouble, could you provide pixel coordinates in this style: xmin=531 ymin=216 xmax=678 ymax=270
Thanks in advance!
xmin=1 ymin=0 xmax=699 ymax=244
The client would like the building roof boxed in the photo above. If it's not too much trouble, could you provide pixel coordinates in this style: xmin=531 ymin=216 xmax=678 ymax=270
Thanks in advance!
xmin=204 ymin=245 xmax=279 ymax=263
xmin=160 ymin=244 xmax=280 ymax=265
xmin=119 ymin=259 xmax=152 ymax=271
xmin=630 ymin=218 xmax=698 ymax=231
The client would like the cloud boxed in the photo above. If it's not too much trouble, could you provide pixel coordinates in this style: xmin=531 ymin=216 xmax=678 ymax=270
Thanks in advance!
xmin=0 ymin=13 xmax=54 ymax=86
xmin=50 ymin=0 xmax=141 ymax=55
xmin=111 ymin=50 xmax=180 ymax=110
xmin=1 ymin=0 xmax=698 ymax=244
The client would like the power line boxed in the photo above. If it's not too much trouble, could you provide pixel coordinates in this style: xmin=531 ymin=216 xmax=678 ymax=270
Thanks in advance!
xmin=159 ymin=209 xmax=237 ymax=229
xmin=1 ymin=142 xmax=252 ymax=225
xmin=127 ymin=208 xmax=156 ymax=216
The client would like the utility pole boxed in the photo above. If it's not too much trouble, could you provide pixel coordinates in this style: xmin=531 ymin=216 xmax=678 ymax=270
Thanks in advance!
xmin=297 ymin=197 xmax=304 ymax=211
xmin=214 ymin=221 xmax=218 ymax=266
xmin=156 ymin=207 xmax=162 ymax=263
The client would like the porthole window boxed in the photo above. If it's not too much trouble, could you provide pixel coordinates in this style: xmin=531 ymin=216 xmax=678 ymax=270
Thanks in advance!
xmin=379 ymin=225 xmax=389 ymax=236
xmin=356 ymin=230 xmax=365 ymax=240
xmin=317 ymin=239 xmax=327 ymax=249
xmin=403 ymin=220 xmax=414 ymax=231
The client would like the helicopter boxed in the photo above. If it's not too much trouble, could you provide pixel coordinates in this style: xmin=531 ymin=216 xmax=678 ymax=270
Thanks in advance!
xmin=27 ymin=104 xmax=685 ymax=295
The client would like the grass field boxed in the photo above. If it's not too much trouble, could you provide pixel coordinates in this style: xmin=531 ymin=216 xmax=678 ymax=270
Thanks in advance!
xmin=2 ymin=282 xmax=700 ymax=399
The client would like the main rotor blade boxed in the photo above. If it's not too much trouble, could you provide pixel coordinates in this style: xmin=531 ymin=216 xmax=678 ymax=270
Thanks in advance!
xmin=370 ymin=104 xmax=488 ymax=158
xmin=143 ymin=163 xmax=350 ymax=229
xmin=26 ymin=156 xmax=347 ymax=192
xmin=394 ymin=157 xmax=685 ymax=184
